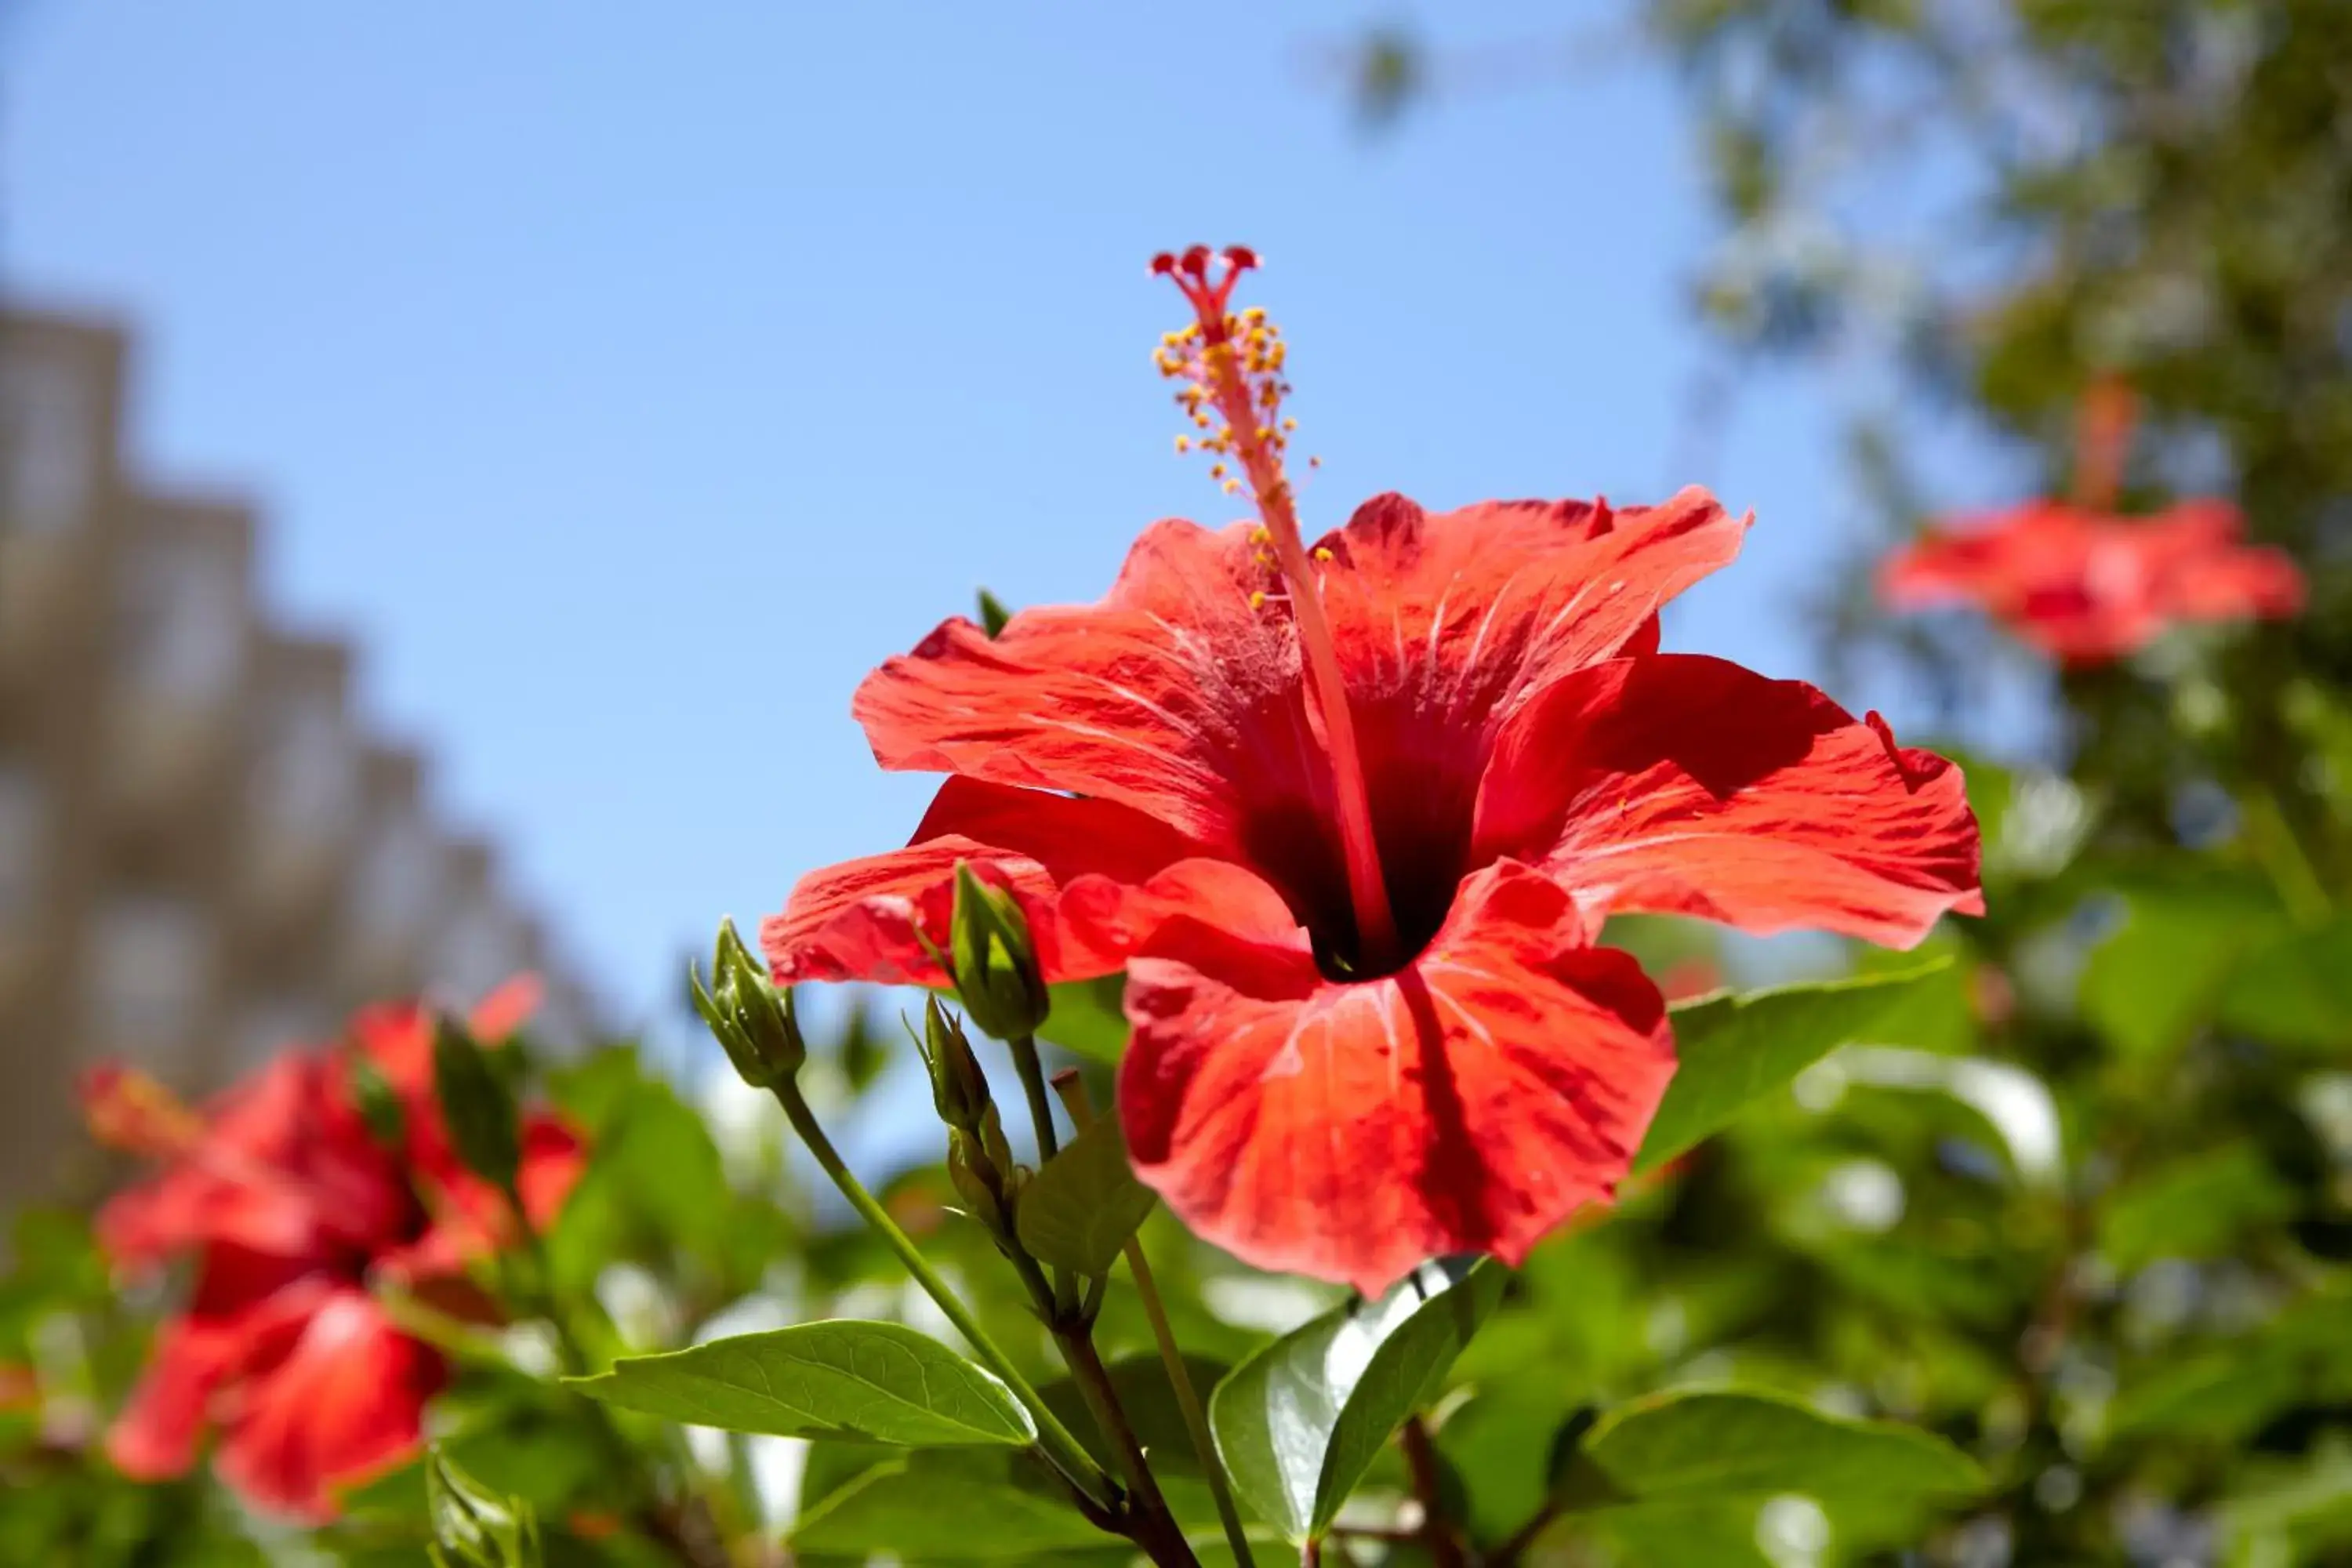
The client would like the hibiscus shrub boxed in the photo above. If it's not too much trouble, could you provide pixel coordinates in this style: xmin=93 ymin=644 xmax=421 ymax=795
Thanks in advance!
xmin=6 ymin=240 xmax=2348 ymax=1568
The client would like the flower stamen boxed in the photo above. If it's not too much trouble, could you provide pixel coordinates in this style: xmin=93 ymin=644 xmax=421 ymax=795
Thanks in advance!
xmin=1152 ymin=245 xmax=1401 ymax=971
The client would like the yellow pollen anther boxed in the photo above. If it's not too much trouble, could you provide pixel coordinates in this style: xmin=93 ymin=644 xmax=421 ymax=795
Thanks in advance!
xmin=1312 ymin=546 xmax=1334 ymax=563
xmin=1249 ymin=590 xmax=1267 ymax=609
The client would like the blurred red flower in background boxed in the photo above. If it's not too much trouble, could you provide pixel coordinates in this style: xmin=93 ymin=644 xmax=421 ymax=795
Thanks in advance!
xmin=767 ymin=248 xmax=1983 ymax=1294
xmin=82 ymin=980 xmax=582 ymax=1520
xmin=1880 ymin=498 xmax=2303 ymax=665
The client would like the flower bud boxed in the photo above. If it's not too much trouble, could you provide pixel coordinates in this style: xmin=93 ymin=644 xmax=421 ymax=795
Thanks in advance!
xmin=432 ymin=1016 xmax=521 ymax=1192
xmin=947 ymin=1126 xmax=1011 ymax=1240
xmin=949 ymin=863 xmax=1050 ymax=1040
xmin=691 ymin=919 xmax=807 ymax=1088
xmin=918 ymin=997 xmax=993 ymax=1132
xmin=426 ymin=1446 xmax=542 ymax=1568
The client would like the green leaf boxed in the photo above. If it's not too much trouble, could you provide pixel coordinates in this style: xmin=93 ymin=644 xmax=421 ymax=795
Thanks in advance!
xmin=791 ymin=1452 xmax=1117 ymax=1559
xmin=2110 ymin=1287 xmax=2352 ymax=1443
xmin=2218 ymin=914 xmax=2352 ymax=1051
xmin=1634 ymin=961 xmax=1953 ymax=1175
xmin=2098 ymin=1144 xmax=2294 ymax=1273
xmin=1014 ymin=1115 xmax=1157 ymax=1276
xmin=1568 ymin=1388 xmax=1984 ymax=1510
xmin=1038 ymin=975 xmax=1130 ymax=1064
xmin=434 ymin=1016 xmax=523 ymax=1190
xmin=567 ymin=1321 xmax=1035 ymax=1445
xmin=1434 ymin=1388 xmax=1571 ymax=1544
xmin=2079 ymin=881 xmax=2285 ymax=1058
xmin=1209 ymin=1257 xmax=1506 ymax=1543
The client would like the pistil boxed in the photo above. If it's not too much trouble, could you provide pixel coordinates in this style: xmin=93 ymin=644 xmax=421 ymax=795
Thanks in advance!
xmin=1153 ymin=245 xmax=1400 ymax=971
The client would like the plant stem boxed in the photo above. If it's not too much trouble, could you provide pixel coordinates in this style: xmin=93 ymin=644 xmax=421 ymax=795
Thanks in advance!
xmin=1007 ymin=1033 xmax=1079 ymax=1313
xmin=1054 ymin=1073 xmax=1254 ymax=1568
xmin=491 ymin=1182 xmax=724 ymax=1568
xmin=1399 ymin=1415 xmax=1466 ymax=1568
xmin=2242 ymin=786 xmax=2332 ymax=926
xmin=766 ymin=1079 xmax=1114 ymax=1510
xmin=1489 ymin=1501 xmax=1563 ymax=1566
xmin=1007 ymin=1035 xmax=1062 ymax=1161
xmin=1056 ymin=1324 xmax=1201 ymax=1567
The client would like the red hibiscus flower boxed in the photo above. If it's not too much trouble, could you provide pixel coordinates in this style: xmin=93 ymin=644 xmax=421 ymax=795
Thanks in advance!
xmin=766 ymin=247 xmax=1981 ymax=1294
xmin=1880 ymin=497 xmax=2303 ymax=665
xmin=85 ymin=987 xmax=583 ymax=1520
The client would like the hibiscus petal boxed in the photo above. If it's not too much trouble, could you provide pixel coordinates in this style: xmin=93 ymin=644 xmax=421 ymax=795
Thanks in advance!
xmin=853 ymin=492 xmax=1746 ymax=867
xmin=1316 ymin=488 xmax=1746 ymax=729
xmin=1880 ymin=499 xmax=2300 ymax=664
xmin=1475 ymin=654 xmax=1984 ymax=947
xmin=1119 ymin=861 xmax=1673 ymax=1297
xmin=215 ymin=1288 xmax=444 ymax=1521
xmin=107 ymin=1315 xmax=253 ymax=1481
xmin=763 ymin=776 xmax=1201 ymax=986
xmin=853 ymin=520 xmax=1290 ymax=845
xmin=106 ymin=1274 xmax=336 ymax=1483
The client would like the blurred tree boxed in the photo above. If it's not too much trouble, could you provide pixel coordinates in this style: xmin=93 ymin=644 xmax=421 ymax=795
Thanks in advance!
xmin=1337 ymin=4 xmax=2352 ymax=1563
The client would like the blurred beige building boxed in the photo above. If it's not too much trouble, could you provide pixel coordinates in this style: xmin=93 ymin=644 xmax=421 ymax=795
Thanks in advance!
xmin=0 ymin=303 xmax=600 ymax=1210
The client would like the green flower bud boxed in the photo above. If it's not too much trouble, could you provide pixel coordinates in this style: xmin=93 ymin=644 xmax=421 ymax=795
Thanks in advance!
xmin=918 ymin=997 xmax=993 ymax=1132
xmin=691 ymin=918 xmax=807 ymax=1087
xmin=426 ymin=1446 xmax=541 ymax=1568
xmin=947 ymin=1126 xmax=1011 ymax=1240
xmin=432 ymin=1017 xmax=521 ymax=1192
xmin=949 ymin=863 xmax=1050 ymax=1040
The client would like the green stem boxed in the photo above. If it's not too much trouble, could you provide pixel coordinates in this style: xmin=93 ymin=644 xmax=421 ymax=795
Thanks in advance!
xmin=2243 ymin=786 xmax=2332 ymax=927
xmin=1007 ymin=1034 xmax=1062 ymax=1161
xmin=1007 ymin=1033 xmax=1079 ymax=1312
xmin=1056 ymin=1324 xmax=1201 ymax=1568
xmin=498 ymin=1177 xmax=585 ymax=1377
xmin=1054 ymin=1073 xmax=1253 ymax=1567
xmin=494 ymin=1163 xmax=723 ymax=1568
xmin=768 ymin=1079 xmax=1114 ymax=1510
xmin=1488 ymin=1502 xmax=1563 ymax=1566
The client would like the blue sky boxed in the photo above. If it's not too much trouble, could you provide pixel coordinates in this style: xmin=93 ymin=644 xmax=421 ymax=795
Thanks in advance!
xmin=5 ymin=2 xmax=1996 ymax=1040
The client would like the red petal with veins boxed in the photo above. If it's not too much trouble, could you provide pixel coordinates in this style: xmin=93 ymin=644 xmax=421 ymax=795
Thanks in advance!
xmin=1476 ymin=655 xmax=1983 ymax=948
xmin=1118 ymin=861 xmax=1673 ymax=1296
xmin=852 ymin=490 xmax=1746 ymax=857
xmin=763 ymin=775 xmax=1201 ymax=986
